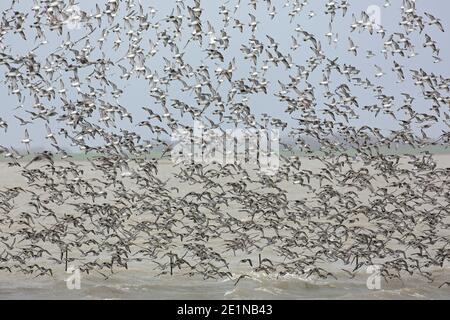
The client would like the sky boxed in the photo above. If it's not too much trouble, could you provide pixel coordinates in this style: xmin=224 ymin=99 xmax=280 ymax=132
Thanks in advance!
xmin=0 ymin=0 xmax=448 ymax=151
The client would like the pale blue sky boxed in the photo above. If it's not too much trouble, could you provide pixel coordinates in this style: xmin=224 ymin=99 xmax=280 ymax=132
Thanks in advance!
xmin=0 ymin=0 xmax=448 ymax=151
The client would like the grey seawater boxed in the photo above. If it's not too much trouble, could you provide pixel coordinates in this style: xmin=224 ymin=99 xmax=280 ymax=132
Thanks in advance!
xmin=1 ymin=268 xmax=450 ymax=299
xmin=0 ymin=156 xmax=450 ymax=300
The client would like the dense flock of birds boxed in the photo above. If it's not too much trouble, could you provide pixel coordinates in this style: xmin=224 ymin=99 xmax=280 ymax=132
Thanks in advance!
xmin=0 ymin=0 xmax=450 ymax=289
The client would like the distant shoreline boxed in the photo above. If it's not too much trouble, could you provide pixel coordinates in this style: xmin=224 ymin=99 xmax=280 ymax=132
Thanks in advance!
xmin=1 ymin=145 xmax=450 ymax=163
